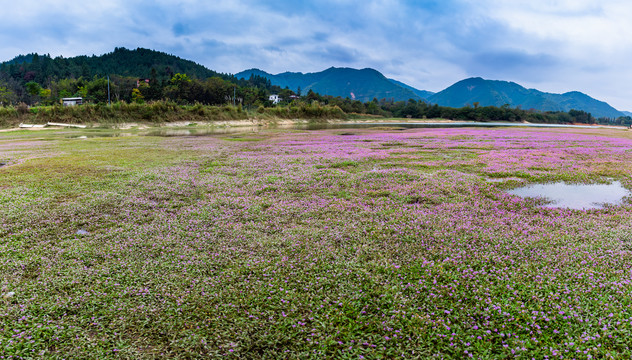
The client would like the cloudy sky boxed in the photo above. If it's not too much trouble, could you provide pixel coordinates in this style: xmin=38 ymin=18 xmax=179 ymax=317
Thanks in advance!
xmin=2 ymin=0 xmax=632 ymax=110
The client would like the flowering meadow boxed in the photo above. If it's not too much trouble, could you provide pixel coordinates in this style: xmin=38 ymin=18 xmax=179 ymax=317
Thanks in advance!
xmin=1 ymin=126 xmax=632 ymax=359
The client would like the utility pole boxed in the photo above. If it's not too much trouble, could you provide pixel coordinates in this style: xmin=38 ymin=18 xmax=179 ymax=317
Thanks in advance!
xmin=107 ymin=75 xmax=111 ymax=106
xmin=233 ymin=86 xmax=236 ymax=107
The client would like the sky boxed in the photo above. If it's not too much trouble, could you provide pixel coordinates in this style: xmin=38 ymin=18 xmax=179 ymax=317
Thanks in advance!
xmin=1 ymin=0 xmax=632 ymax=111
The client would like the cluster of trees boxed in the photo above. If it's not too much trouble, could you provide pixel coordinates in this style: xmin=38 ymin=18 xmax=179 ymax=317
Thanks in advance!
xmin=299 ymin=94 xmax=632 ymax=126
xmin=0 ymin=71 xmax=295 ymax=108
xmin=0 ymin=50 xmax=295 ymax=108
xmin=0 ymin=48 xmax=316 ymax=109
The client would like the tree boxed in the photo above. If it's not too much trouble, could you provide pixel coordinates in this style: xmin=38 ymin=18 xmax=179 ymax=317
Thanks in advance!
xmin=169 ymin=73 xmax=191 ymax=87
xmin=109 ymin=75 xmax=137 ymax=103
xmin=51 ymin=78 xmax=79 ymax=100
xmin=25 ymin=81 xmax=42 ymax=104
xmin=144 ymin=68 xmax=163 ymax=101
xmin=77 ymin=85 xmax=88 ymax=99
xmin=617 ymin=116 xmax=632 ymax=126
xmin=131 ymin=88 xmax=144 ymax=103
xmin=278 ymin=88 xmax=295 ymax=104
xmin=202 ymin=77 xmax=233 ymax=105
xmin=427 ymin=104 xmax=441 ymax=118
xmin=39 ymin=88 xmax=52 ymax=105
xmin=568 ymin=109 xmax=594 ymax=124
xmin=0 ymin=85 xmax=15 ymax=106
xmin=25 ymin=81 xmax=41 ymax=97
xmin=366 ymin=98 xmax=380 ymax=115
xmin=81 ymin=62 xmax=90 ymax=78
xmin=306 ymin=89 xmax=319 ymax=102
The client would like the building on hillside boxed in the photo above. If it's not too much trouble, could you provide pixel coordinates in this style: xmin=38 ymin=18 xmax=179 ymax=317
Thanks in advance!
xmin=62 ymin=97 xmax=83 ymax=106
xmin=269 ymin=94 xmax=281 ymax=104
xmin=137 ymin=79 xmax=150 ymax=87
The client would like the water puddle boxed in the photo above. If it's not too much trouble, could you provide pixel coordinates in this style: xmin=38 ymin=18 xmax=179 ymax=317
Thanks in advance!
xmin=66 ymin=133 xmax=134 ymax=139
xmin=507 ymin=181 xmax=630 ymax=209
xmin=65 ymin=127 xmax=266 ymax=139
xmin=143 ymin=128 xmax=249 ymax=137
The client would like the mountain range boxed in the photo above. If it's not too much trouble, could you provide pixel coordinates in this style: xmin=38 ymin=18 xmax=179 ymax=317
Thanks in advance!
xmin=235 ymin=67 xmax=425 ymax=103
xmin=429 ymin=77 xmax=623 ymax=119
xmin=236 ymin=68 xmax=625 ymax=118
xmin=1 ymin=47 xmax=626 ymax=118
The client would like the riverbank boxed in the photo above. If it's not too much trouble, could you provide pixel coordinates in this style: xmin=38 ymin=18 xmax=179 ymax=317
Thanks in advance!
xmin=0 ymin=102 xmax=348 ymax=129
xmin=0 ymin=117 xmax=465 ymax=132
xmin=4 ymin=101 xmax=627 ymax=131
xmin=4 ymin=118 xmax=628 ymax=135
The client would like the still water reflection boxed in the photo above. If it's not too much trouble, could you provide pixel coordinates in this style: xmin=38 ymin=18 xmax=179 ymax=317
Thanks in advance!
xmin=506 ymin=181 xmax=630 ymax=210
xmin=61 ymin=121 xmax=626 ymax=139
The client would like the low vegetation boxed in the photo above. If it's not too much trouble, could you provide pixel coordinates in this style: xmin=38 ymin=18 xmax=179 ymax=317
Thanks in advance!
xmin=1 ymin=126 xmax=632 ymax=358
xmin=0 ymin=102 xmax=346 ymax=128
xmin=0 ymin=100 xmax=625 ymax=130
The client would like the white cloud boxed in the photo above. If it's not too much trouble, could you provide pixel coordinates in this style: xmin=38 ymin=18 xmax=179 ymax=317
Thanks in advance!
xmin=457 ymin=0 xmax=632 ymax=109
xmin=1 ymin=0 xmax=632 ymax=110
xmin=485 ymin=1 xmax=632 ymax=50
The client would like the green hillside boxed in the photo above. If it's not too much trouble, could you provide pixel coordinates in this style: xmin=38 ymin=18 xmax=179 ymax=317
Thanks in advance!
xmin=429 ymin=77 xmax=623 ymax=118
xmin=236 ymin=67 xmax=424 ymax=102
xmin=0 ymin=48 xmax=286 ymax=106
xmin=387 ymin=78 xmax=435 ymax=100
xmin=0 ymin=47 xmax=225 ymax=85
xmin=551 ymin=91 xmax=623 ymax=119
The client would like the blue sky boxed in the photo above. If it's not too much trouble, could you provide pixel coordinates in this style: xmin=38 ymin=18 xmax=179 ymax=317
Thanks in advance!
xmin=2 ymin=0 xmax=632 ymax=111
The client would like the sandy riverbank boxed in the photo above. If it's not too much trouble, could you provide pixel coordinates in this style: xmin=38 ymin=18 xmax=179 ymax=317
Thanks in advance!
xmin=2 ymin=118 xmax=627 ymax=133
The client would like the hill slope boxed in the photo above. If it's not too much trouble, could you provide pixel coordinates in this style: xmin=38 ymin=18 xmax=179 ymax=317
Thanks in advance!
xmin=0 ymin=47 xmax=224 ymax=85
xmin=387 ymin=78 xmax=434 ymax=99
xmin=235 ymin=67 xmax=425 ymax=102
xmin=428 ymin=77 xmax=623 ymax=118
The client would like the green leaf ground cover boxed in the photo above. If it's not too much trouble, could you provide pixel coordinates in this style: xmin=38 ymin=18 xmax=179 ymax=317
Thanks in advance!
xmin=1 ymin=126 xmax=632 ymax=358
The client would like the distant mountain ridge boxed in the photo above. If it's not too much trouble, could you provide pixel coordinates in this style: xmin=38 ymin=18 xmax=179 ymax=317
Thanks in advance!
xmin=387 ymin=78 xmax=435 ymax=99
xmin=236 ymin=68 xmax=624 ymax=118
xmin=235 ymin=67 xmax=423 ymax=103
xmin=427 ymin=77 xmax=623 ymax=119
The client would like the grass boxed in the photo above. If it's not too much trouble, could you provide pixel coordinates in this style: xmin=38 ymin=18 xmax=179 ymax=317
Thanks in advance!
xmin=0 ymin=102 xmax=347 ymax=128
xmin=1 ymin=126 xmax=632 ymax=358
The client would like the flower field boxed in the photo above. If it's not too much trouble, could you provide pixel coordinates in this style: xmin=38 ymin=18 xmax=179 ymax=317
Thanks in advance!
xmin=1 ymin=126 xmax=632 ymax=359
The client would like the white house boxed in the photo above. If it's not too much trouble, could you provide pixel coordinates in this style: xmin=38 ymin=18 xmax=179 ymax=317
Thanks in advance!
xmin=269 ymin=94 xmax=281 ymax=104
xmin=62 ymin=97 xmax=83 ymax=106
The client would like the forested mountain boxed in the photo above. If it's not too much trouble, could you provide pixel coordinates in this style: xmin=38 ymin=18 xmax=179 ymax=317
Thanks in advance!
xmin=428 ymin=77 xmax=624 ymax=119
xmin=0 ymin=47 xmax=224 ymax=85
xmin=235 ymin=67 xmax=423 ymax=102
xmin=236 ymin=69 xmax=624 ymax=118
xmin=0 ymin=48 xmax=271 ymax=105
